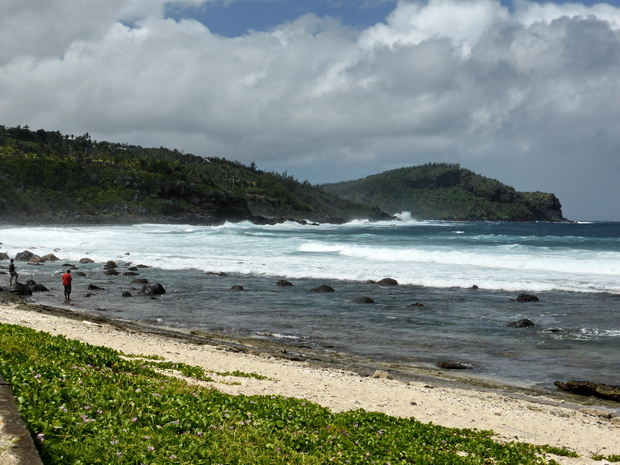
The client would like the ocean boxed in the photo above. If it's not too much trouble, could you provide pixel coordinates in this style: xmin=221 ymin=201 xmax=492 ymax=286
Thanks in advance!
xmin=1 ymin=218 xmax=619 ymax=393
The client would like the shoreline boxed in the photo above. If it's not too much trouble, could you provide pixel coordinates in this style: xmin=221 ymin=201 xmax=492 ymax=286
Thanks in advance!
xmin=0 ymin=295 xmax=619 ymax=463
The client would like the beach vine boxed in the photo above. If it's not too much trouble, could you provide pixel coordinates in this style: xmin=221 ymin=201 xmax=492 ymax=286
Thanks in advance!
xmin=0 ymin=323 xmax=578 ymax=464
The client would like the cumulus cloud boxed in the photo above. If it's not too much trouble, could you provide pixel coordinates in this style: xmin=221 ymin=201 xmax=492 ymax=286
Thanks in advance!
xmin=1 ymin=0 xmax=620 ymax=219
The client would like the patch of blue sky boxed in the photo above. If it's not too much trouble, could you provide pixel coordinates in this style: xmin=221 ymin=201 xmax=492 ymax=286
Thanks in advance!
xmin=164 ymin=0 xmax=398 ymax=37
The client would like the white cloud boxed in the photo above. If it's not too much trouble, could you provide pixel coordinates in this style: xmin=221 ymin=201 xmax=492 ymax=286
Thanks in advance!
xmin=1 ymin=0 xmax=620 ymax=219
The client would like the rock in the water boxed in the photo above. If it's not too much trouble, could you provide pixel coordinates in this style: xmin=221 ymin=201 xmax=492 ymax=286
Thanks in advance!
xmin=131 ymin=278 xmax=149 ymax=284
xmin=507 ymin=318 xmax=536 ymax=328
xmin=276 ymin=279 xmax=293 ymax=287
xmin=11 ymin=282 xmax=32 ymax=296
xmin=231 ymin=285 xmax=244 ymax=290
xmin=88 ymin=284 xmax=105 ymax=290
xmin=15 ymin=250 xmax=34 ymax=261
xmin=42 ymin=254 xmax=59 ymax=261
xmin=135 ymin=264 xmax=149 ymax=269
xmin=104 ymin=269 xmax=119 ymax=276
xmin=409 ymin=302 xmax=425 ymax=307
xmin=437 ymin=361 xmax=475 ymax=370
xmin=74 ymin=271 xmax=87 ymax=277
xmin=79 ymin=258 xmax=95 ymax=264
xmin=0 ymin=252 xmax=9 ymax=260
xmin=471 ymin=285 xmax=479 ymax=289
xmin=554 ymin=380 xmax=620 ymax=402
xmin=31 ymin=284 xmax=49 ymax=292
xmin=104 ymin=261 xmax=118 ymax=269
xmin=311 ymin=284 xmax=335 ymax=293
xmin=516 ymin=293 xmax=539 ymax=302
xmin=378 ymin=278 xmax=398 ymax=286
xmin=122 ymin=291 xmax=132 ymax=297
xmin=123 ymin=272 xmax=140 ymax=276
xmin=354 ymin=296 xmax=375 ymax=304
xmin=25 ymin=279 xmax=37 ymax=286
xmin=139 ymin=283 xmax=166 ymax=296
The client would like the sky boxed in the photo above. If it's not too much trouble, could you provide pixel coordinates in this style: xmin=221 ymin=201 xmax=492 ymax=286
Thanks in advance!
xmin=2 ymin=0 xmax=620 ymax=221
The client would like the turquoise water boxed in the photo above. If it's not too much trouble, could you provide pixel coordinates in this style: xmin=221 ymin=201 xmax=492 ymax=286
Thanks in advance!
xmin=2 ymin=219 xmax=620 ymax=390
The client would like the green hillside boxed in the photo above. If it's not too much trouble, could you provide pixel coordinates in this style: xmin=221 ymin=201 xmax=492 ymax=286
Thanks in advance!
xmin=0 ymin=125 xmax=390 ymax=225
xmin=319 ymin=163 xmax=565 ymax=222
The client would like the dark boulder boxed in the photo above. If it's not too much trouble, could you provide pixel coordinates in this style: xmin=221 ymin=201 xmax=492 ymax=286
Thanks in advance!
xmin=378 ymin=278 xmax=398 ymax=286
xmin=104 ymin=261 xmax=118 ymax=269
xmin=79 ymin=258 xmax=95 ymax=264
xmin=135 ymin=264 xmax=149 ymax=269
xmin=139 ymin=283 xmax=166 ymax=296
xmin=31 ymin=284 xmax=49 ymax=292
xmin=127 ymin=266 xmax=138 ymax=271
xmin=516 ymin=293 xmax=539 ymax=302
xmin=74 ymin=271 xmax=87 ymax=277
xmin=311 ymin=284 xmax=335 ymax=293
xmin=122 ymin=291 xmax=132 ymax=297
xmin=554 ymin=380 xmax=620 ymax=402
xmin=123 ymin=272 xmax=140 ymax=276
xmin=409 ymin=302 xmax=425 ymax=307
xmin=88 ymin=284 xmax=105 ymax=290
xmin=104 ymin=269 xmax=119 ymax=276
xmin=0 ymin=252 xmax=9 ymax=260
xmin=11 ymin=282 xmax=32 ymax=296
xmin=354 ymin=296 xmax=375 ymax=304
xmin=276 ymin=280 xmax=293 ymax=287
xmin=437 ymin=361 xmax=475 ymax=370
xmin=231 ymin=285 xmax=244 ymax=290
xmin=41 ymin=254 xmax=59 ymax=262
xmin=25 ymin=279 xmax=37 ymax=286
xmin=507 ymin=318 xmax=536 ymax=328
xmin=131 ymin=278 xmax=149 ymax=284
xmin=15 ymin=250 xmax=35 ymax=261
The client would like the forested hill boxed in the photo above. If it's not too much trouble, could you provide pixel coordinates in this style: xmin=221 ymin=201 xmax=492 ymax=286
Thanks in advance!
xmin=0 ymin=125 xmax=391 ymax=225
xmin=319 ymin=163 xmax=565 ymax=222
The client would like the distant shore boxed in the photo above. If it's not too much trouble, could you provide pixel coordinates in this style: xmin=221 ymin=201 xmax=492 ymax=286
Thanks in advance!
xmin=0 ymin=294 xmax=619 ymax=463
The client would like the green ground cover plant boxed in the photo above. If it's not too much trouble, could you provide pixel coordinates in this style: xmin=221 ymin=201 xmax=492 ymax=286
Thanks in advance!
xmin=0 ymin=322 xmax=577 ymax=464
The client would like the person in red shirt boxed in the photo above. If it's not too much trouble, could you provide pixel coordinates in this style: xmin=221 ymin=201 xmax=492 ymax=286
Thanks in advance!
xmin=62 ymin=269 xmax=73 ymax=302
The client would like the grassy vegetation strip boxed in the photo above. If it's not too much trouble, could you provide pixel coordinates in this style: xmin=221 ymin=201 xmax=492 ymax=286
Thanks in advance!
xmin=0 ymin=323 xmax=576 ymax=464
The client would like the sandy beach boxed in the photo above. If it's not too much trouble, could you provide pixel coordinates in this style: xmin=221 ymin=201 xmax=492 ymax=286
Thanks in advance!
xmin=0 ymin=300 xmax=619 ymax=465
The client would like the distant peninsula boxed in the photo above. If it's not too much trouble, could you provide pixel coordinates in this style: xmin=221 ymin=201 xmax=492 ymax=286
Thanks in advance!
xmin=0 ymin=126 xmax=564 ymax=224
xmin=319 ymin=163 xmax=565 ymax=222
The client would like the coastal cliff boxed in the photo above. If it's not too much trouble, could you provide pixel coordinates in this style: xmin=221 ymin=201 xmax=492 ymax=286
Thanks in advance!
xmin=320 ymin=163 xmax=565 ymax=222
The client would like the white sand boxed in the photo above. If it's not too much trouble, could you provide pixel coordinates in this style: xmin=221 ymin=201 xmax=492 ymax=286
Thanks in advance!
xmin=1 ymin=302 xmax=618 ymax=464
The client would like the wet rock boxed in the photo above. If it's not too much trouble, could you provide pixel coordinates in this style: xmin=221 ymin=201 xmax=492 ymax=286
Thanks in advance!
xmin=74 ymin=271 xmax=87 ymax=277
xmin=135 ymin=264 xmax=149 ymax=269
xmin=79 ymin=258 xmax=95 ymax=264
xmin=378 ymin=278 xmax=398 ymax=286
xmin=25 ymin=279 xmax=37 ymax=286
xmin=471 ymin=285 xmax=479 ymax=289
xmin=516 ymin=293 xmax=539 ymax=302
xmin=0 ymin=252 xmax=9 ymax=260
xmin=139 ymin=283 xmax=166 ymax=296
xmin=311 ymin=284 xmax=335 ymax=293
xmin=354 ymin=296 xmax=375 ymax=304
xmin=131 ymin=278 xmax=149 ymax=284
xmin=409 ymin=303 xmax=425 ymax=307
xmin=122 ymin=291 xmax=132 ymax=297
xmin=15 ymin=250 xmax=34 ymax=261
xmin=437 ymin=361 xmax=475 ymax=370
xmin=104 ymin=269 xmax=119 ymax=276
xmin=123 ymin=272 xmax=140 ymax=276
xmin=31 ymin=284 xmax=49 ymax=292
xmin=88 ymin=284 xmax=105 ymax=290
xmin=231 ymin=285 xmax=244 ymax=290
xmin=11 ymin=282 xmax=32 ymax=296
xmin=103 ymin=261 xmax=118 ymax=269
xmin=41 ymin=254 xmax=59 ymax=261
xmin=276 ymin=279 xmax=293 ymax=287
xmin=127 ymin=266 xmax=138 ymax=271
xmin=507 ymin=318 xmax=536 ymax=328
xmin=554 ymin=380 xmax=620 ymax=402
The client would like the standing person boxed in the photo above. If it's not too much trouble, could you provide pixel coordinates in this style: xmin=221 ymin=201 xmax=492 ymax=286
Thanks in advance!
xmin=8 ymin=259 xmax=18 ymax=286
xmin=62 ymin=269 xmax=73 ymax=302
